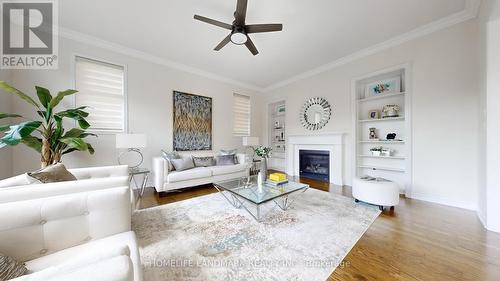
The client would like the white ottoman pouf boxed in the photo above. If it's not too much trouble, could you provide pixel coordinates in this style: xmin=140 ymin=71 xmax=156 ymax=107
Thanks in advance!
xmin=353 ymin=177 xmax=400 ymax=211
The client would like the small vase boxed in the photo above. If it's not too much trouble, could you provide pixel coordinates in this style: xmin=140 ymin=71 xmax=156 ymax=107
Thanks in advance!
xmin=260 ymin=157 xmax=268 ymax=183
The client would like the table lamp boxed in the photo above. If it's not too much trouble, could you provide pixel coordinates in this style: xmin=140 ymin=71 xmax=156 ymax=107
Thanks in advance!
xmin=116 ymin=134 xmax=147 ymax=169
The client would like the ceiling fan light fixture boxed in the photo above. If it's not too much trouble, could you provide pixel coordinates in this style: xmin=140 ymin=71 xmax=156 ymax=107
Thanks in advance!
xmin=230 ymin=32 xmax=247 ymax=45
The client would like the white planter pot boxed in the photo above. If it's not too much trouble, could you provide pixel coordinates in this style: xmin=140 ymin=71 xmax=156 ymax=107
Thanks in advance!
xmin=371 ymin=151 xmax=381 ymax=156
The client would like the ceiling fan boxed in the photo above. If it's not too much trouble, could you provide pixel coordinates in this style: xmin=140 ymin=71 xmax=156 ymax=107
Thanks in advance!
xmin=194 ymin=0 xmax=283 ymax=56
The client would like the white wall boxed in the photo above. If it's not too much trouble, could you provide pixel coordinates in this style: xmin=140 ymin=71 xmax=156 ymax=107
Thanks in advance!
xmin=0 ymin=69 xmax=13 ymax=179
xmin=264 ymin=20 xmax=480 ymax=210
xmin=8 ymin=36 xmax=263 ymax=178
xmin=485 ymin=18 xmax=500 ymax=232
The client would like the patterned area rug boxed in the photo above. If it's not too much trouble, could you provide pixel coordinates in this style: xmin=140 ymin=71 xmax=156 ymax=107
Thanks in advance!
xmin=132 ymin=188 xmax=380 ymax=281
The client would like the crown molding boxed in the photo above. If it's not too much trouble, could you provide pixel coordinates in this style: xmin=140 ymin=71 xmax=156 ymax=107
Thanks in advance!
xmin=263 ymin=0 xmax=481 ymax=92
xmin=58 ymin=28 xmax=265 ymax=92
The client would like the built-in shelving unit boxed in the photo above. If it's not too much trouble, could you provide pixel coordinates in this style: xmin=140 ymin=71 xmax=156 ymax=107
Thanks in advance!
xmin=352 ymin=64 xmax=412 ymax=195
xmin=268 ymin=101 xmax=286 ymax=171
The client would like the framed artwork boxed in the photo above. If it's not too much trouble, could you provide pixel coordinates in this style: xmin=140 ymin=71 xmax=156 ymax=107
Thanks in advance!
xmin=368 ymin=109 xmax=380 ymax=119
xmin=365 ymin=76 xmax=401 ymax=97
xmin=276 ymin=104 xmax=286 ymax=115
xmin=173 ymin=91 xmax=212 ymax=151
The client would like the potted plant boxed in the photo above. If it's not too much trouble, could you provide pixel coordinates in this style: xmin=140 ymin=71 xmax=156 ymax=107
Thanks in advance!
xmin=254 ymin=146 xmax=272 ymax=182
xmin=370 ymin=147 xmax=383 ymax=157
xmin=0 ymin=81 xmax=95 ymax=168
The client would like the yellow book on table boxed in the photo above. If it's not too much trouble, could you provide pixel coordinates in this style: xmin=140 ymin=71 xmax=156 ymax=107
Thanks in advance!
xmin=269 ymin=173 xmax=287 ymax=182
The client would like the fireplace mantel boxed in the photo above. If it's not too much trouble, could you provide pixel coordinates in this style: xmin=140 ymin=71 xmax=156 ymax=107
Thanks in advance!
xmin=287 ymin=133 xmax=344 ymax=185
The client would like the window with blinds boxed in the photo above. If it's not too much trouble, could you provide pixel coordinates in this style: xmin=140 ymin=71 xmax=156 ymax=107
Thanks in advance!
xmin=233 ymin=93 xmax=251 ymax=136
xmin=75 ymin=56 xmax=126 ymax=132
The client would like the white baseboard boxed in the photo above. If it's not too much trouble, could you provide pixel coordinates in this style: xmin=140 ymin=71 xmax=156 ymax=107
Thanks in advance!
xmin=408 ymin=192 xmax=476 ymax=211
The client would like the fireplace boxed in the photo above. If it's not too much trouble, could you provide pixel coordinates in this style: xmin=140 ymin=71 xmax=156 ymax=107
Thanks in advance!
xmin=299 ymin=150 xmax=330 ymax=182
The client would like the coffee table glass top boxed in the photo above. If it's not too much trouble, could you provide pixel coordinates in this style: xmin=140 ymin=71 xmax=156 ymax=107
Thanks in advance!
xmin=214 ymin=176 xmax=309 ymax=205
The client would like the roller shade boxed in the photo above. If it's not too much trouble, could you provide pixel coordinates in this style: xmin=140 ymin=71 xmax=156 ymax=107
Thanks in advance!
xmin=233 ymin=93 xmax=251 ymax=136
xmin=75 ymin=56 xmax=125 ymax=132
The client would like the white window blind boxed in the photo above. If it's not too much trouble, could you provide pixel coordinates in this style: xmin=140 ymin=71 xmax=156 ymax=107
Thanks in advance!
xmin=233 ymin=93 xmax=251 ymax=136
xmin=75 ymin=56 xmax=125 ymax=132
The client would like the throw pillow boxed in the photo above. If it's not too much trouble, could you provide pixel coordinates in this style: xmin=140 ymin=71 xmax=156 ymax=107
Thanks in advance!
xmin=161 ymin=150 xmax=181 ymax=171
xmin=170 ymin=157 xmax=195 ymax=171
xmin=220 ymin=149 xmax=238 ymax=155
xmin=27 ymin=163 xmax=77 ymax=184
xmin=216 ymin=155 xmax=237 ymax=166
xmin=0 ymin=253 xmax=28 ymax=280
xmin=193 ymin=156 xmax=215 ymax=167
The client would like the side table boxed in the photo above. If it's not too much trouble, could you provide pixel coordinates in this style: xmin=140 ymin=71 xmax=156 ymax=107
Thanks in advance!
xmin=129 ymin=167 xmax=150 ymax=198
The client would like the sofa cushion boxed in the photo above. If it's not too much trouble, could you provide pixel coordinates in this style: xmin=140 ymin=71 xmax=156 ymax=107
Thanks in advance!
xmin=210 ymin=164 xmax=247 ymax=176
xmin=25 ymin=231 xmax=141 ymax=281
xmin=166 ymin=167 xmax=212 ymax=183
xmin=161 ymin=150 xmax=181 ymax=172
xmin=215 ymin=155 xmax=237 ymax=166
xmin=0 ymin=253 xmax=27 ymax=280
xmin=28 ymin=163 xmax=77 ymax=184
xmin=193 ymin=156 xmax=215 ymax=167
xmin=170 ymin=157 xmax=195 ymax=171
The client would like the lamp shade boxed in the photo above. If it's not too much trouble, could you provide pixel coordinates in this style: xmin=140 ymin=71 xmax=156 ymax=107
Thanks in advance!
xmin=242 ymin=136 xmax=259 ymax=146
xmin=116 ymin=134 xmax=147 ymax=149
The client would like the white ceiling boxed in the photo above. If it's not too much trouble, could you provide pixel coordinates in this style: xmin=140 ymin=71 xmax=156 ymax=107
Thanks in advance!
xmin=60 ymin=0 xmax=469 ymax=90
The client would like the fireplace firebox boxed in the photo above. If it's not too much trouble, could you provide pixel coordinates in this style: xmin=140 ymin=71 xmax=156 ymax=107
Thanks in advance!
xmin=299 ymin=150 xmax=330 ymax=182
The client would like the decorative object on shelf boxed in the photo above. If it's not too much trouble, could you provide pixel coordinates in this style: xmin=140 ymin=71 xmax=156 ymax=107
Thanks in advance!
xmin=299 ymin=97 xmax=332 ymax=131
xmin=116 ymin=134 xmax=148 ymax=169
xmin=368 ymin=110 xmax=380 ymax=119
xmin=369 ymin=128 xmax=378 ymax=140
xmin=254 ymin=146 xmax=272 ymax=183
xmin=173 ymin=91 xmax=212 ymax=151
xmin=365 ymin=76 xmax=401 ymax=97
xmin=370 ymin=147 xmax=383 ymax=156
xmin=274 ymin=120 xmax=282 ymax=129
xmin=382 ymin=104 xmax=400 ymax=118
xmin=0 ymin=82 xmax=95 ymax=168
xmin=381 ymin=147 xmax=393 ymax=157
xmin=386 ymin=133 xmax=397 ymax=140
xmin=276 ymin=104 xmax=286 ymax=115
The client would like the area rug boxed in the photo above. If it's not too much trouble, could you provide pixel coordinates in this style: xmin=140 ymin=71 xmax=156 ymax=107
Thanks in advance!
xmin=132 ymin=188 xmax=380 ymax=281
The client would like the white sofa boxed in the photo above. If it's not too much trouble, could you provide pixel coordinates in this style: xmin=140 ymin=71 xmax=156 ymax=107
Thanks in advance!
xmin=153 ymin=154 xmax=249 ymax=192
xmin=0 ymin=186 xmax=142 ymax=281
xmin=0 ymin=165 xmax=130 ymax=204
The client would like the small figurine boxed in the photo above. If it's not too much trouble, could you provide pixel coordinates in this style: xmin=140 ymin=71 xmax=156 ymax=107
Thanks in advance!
xmin=387 ymin=133 xmax=397 ymax=140
xmin=369 ymin=128 xmax=378 ymax=140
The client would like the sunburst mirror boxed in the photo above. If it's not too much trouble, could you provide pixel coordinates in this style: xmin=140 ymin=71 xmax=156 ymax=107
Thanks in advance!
xmin=300 ymin=97 xmax=332 ymax=130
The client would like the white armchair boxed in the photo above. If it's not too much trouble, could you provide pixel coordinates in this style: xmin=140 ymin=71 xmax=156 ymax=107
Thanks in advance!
xmin=0 ymin=186 xmax=142 ymax=281
xmin=0 ymin=165 xmax=131 ymax=204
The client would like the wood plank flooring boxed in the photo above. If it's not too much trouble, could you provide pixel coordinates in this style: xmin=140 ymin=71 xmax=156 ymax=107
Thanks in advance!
xmin=136 ymin=178 xmax=500 ymax=281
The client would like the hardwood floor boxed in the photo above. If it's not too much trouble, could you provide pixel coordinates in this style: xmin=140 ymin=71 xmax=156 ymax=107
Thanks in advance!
xmin=136 ymin=178 xmax=500 ymax=281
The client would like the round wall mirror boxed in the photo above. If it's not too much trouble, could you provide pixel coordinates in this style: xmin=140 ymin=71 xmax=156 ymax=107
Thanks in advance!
xmin=300 ymin=97 xmax=332 ymax=130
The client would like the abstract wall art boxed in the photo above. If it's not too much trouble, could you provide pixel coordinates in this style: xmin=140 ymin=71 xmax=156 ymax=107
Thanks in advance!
xmin=173 ymin=91 xmax=212 ymax=151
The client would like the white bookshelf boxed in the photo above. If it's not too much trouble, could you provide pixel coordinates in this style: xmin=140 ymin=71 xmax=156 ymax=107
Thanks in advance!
xmin=268 ymin=101 xmax=286 ymax=171
xmin=352 ymin=64 xmax=412 ymax=195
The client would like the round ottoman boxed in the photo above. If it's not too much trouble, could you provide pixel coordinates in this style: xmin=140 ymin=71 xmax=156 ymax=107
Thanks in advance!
xmin=352 ymin=177 xmax=400 ymax=211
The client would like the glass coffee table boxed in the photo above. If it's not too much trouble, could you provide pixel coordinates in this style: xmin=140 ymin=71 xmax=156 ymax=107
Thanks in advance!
xmin=213 ymin=176 xmax=309 ymax=222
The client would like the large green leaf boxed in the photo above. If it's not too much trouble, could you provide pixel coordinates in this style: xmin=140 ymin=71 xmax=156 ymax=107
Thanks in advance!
xmin=59 ymin=137 xmax=88 ymax=151
xmin=1 ymin=121 xmax=42 ymax=145
xmin=0 ymin=81 xmax=40 ymax=108
xmin=56 ymin=109 xmax=91 ymax=129
xmin=49 ymin=89 xmax=78 ymax=108
xmin=35 ymin=86 xmax=52 ymax=109
xmin=21 ymin=135 xmax=42 ymax=153
xmin=62 ymin=128 xmax=84 ymax=138
xmin=86 ymin=143 xmax=95 ymax=154
xmin=0 ymin=113 xmax=22 ymax=119
xmin=77 ymin=118 xmax=90 ymax=129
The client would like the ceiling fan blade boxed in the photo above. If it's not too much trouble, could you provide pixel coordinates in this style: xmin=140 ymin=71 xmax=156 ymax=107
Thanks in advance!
xmin=194 ymin=15 xmax=232 ymax=30
xmin=234 ymin=0 xmax=248 ymax=26
xmin=245 ymin=37 xmax=259 ymax=56
xmin=245 ymin=24 xmax=283 ymax=34
xmin=214 ymin=34 xmax=231 ymax=51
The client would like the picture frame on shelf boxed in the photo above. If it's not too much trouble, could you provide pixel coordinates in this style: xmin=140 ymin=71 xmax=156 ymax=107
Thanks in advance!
xmin=365 ymin=76 xmax=401 ymax=97
xmin=368 ymin=110 xmax=380 ymax=119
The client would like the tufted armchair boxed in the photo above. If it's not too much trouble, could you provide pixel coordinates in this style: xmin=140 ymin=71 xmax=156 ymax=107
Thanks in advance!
xmin=0 ymin=186 xmax=142 ymax=281
xmin=0 ymin=165 xmax=132 ymax=204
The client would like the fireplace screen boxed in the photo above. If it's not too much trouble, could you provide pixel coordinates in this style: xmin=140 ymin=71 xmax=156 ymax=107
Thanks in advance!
xmin=299 ymin=150 xmax=330 ymax=182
